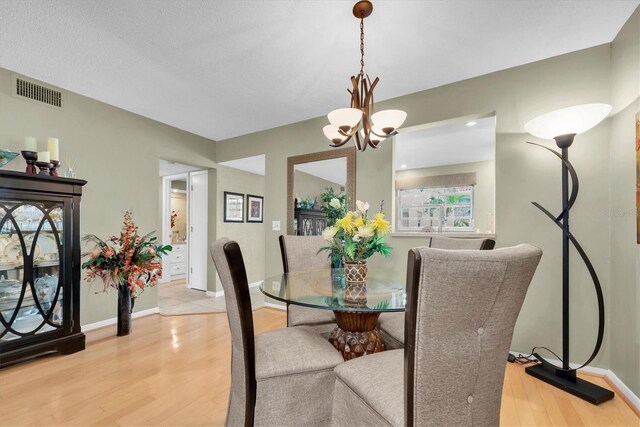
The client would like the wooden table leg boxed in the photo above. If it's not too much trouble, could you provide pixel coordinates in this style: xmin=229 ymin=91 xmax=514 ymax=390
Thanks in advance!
xmin=328 ymin=311 xmax=385 ymax=360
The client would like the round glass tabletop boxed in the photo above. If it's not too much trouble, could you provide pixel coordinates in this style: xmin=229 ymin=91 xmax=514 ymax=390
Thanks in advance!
xmin=260 ymin=269 xmax=406 ymax=312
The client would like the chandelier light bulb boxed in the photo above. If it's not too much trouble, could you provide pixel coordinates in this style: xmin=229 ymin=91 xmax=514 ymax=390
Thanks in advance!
xmin=524 ymin=103 xmax=612 ymax=140
xmin=328 ymin=108 xmax=363 ymax=132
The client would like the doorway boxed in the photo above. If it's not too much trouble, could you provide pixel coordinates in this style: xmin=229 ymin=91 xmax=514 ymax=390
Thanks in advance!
xmin=159 ymin=160 xmax=209 ymax=313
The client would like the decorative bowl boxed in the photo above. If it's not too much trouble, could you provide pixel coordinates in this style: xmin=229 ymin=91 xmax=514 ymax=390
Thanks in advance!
xmin=0 ymin=149 xmax=19 ymax=168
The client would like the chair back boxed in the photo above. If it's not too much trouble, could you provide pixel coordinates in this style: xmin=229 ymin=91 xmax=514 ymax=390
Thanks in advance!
xmin=429 ymin=235 xmax=495 ymax=250
xmin=210 ymin=238 xmax=256 ymax=427
xmin=404 ymin=245 xmax=542 ymax=426
xmin=279 ymin=235 xmax=331 ymax=273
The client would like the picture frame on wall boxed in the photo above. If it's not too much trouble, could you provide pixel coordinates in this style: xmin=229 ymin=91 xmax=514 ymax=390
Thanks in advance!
xmin=247 ymin=194 xmax=264 ymax=223
xmin=224 ymin=191 xmax=244 ymax=223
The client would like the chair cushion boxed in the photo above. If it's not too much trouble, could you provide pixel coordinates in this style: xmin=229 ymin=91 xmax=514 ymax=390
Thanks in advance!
xmin=255 ymin=325 xmax=343 ymax=380
xmin=333 ymin=349 xmax=404 ymax=426
xmin=288 ymin=304 xmax=335 ymax=327
xmin=378 ymin=312 xmax=404 ymax=348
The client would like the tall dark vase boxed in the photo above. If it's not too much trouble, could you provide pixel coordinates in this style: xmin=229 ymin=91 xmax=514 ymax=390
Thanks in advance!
xmin=117 ymin=286 xmax=134 ymax=336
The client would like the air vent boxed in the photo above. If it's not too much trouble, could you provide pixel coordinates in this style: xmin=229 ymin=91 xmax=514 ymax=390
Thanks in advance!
xmin=12 ymin=75 xmax=63 ymax=109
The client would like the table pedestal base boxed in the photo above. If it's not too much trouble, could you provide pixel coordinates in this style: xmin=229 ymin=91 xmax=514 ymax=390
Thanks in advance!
xmin=329 ymin=311 xmax=385 ymax=360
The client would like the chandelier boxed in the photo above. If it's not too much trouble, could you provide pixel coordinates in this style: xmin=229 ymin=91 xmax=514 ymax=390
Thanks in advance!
xmin=323 ymin=0 xmax=407 ymax=151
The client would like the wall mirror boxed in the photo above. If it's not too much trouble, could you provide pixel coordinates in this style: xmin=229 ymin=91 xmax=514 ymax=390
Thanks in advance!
xmin=287 ymin=147 xmax=356 ymax=235
xmin=392 ymin=113 xmax=496 ymax=235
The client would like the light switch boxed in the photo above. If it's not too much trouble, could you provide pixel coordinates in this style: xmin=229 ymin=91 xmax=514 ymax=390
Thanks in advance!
xmin=272 ymin=221 xmax=281 ymax=231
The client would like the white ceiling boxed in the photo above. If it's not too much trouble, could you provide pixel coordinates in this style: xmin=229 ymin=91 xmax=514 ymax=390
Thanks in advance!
xmin=395 ymin=115 xmax=496 ymax=170
xmin=219 ymin=154 xmax=266 ymax=176
xmin=1 ymin=1 xmax=637 ymax=141
xmin=295 ymin=158 xmax=347 ymax=186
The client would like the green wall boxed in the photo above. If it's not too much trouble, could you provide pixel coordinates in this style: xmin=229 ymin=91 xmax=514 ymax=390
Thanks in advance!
xmin=217 ymin=44 xmax=617 ymax=375
xmin=0 ymin=67 xmax=217 ymax=325
xmin=609 ymin=8 xmax=640 ymax=395
xmin=293 ymin=169 xmax=343 ymax=206
xmin=215 ymin=165 xmax=266 ymax=289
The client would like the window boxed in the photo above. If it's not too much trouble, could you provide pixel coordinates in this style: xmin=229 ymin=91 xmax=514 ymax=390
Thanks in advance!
xmin=397 ymin=185 xmax=474 ymax=231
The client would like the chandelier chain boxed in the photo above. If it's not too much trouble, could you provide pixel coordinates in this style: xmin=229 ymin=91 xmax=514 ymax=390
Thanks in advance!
xmin=359 ymin=17 xmax=365 ymax=77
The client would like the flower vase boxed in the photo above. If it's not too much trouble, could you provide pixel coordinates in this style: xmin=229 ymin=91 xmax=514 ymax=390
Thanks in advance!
xmin=117 ymin=285 xmax=134 ymax=336
xmin=343 ymin=261 xmax=368 ymax=305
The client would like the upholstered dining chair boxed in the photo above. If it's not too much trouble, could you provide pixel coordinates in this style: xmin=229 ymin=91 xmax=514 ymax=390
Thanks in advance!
xmin=332 ymin=245 xmax=542 ymax=426
xmin=379 ymin=236 xmax=496 ymax=349
xmin=211 ymin=238 xmax=343 ymax=427
xmin=278 ymin=235 xmax=336 ymax=335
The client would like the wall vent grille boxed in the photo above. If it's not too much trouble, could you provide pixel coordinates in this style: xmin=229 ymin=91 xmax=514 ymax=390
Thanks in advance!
xmin=14 ymin=77 xmax=63 ymax=108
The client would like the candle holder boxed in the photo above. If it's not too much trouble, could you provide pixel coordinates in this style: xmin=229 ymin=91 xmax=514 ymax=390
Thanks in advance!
xmin=50 ymin=160 xmax=61 ymax=177
xmin=21 ymin=151 xmax=37 ymax=174
xmin=35 ymin=161 xmax=52 ymax=175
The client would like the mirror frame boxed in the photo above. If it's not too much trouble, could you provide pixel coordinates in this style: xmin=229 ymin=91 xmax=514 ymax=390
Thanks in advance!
xmin=391 ymin=111 xmax=496 ymax=236
xmin=287 ymin=147 xmax=356 ymax=235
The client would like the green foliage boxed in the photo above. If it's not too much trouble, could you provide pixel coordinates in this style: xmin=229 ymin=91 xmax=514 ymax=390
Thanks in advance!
xmin=320 ymin=187 xmax=349 ymax=226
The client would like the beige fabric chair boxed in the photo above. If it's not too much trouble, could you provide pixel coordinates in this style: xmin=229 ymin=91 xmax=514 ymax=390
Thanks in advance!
xmin=379 ymin=236 xmax=496 ymax=349
xmin=211 ymin=238 xmax=343 ymax=427
xmin=279 ymin=235 xmax=336 ymax=335
xmin=332 ymin=245 xmax=542 ymax=426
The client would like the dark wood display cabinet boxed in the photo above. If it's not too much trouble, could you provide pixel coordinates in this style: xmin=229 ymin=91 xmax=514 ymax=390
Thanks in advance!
xmin=0 ymin=170 xmax=87 ymax=367
xmin=294 ymin=208 xmax=328 ymax=236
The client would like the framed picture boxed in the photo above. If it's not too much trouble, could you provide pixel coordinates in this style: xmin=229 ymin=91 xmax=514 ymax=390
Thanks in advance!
xmin=247 ymin=194 xmax=264 ymax=223
xmin=224 ymin=191 xmax=244 ymax=223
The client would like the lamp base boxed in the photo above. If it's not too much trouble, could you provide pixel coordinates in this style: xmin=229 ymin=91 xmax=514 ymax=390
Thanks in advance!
xmin=525 ymin=363 xmax=614 ymax=405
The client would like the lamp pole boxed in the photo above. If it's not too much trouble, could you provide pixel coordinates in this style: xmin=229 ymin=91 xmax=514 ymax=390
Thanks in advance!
xmin=525 ymin=133 xmax=613 ymax=403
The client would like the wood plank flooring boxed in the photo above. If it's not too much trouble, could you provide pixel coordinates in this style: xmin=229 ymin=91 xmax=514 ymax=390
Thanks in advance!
xmin=0 ymin=310 xmax=637 ymax=426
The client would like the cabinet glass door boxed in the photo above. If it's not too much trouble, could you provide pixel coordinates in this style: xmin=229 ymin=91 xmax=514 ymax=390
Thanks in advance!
xmin=0 ymin=201 xmax=64 ymax=341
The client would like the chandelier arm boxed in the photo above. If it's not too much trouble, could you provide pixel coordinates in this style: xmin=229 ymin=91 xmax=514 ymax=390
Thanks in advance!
xmin=354 ymin=130 xmax=365 ymax=151
xmin=338 ymin=127 xmax=358 ymax=138
xmin=362 ymin=77 xmax=379 ymax=117
xmin=351 ymin=76 xmax=361 ymax=109
xmin=329 ymin=135 xmax=352 ymax=148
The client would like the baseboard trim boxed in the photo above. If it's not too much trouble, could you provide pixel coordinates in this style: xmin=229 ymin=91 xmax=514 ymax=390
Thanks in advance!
xmin=509 ymin=350 xmax=639 ymax=413
xmin=82 ymin=307 xmax=160 ymax=332
xmin=206 ymin=281 xmax=262 ymax=298
xmin=264 ymin=302 xmax=286 ymax=311
xmin=603 ymin=370 xmax=640 ymax=416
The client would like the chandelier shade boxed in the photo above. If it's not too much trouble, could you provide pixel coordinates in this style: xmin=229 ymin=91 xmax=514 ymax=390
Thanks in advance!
xmin=323 ymin=125 xmax=347 ymax=145
xmin=324 ymin=1 xmax=407 ymax=152
xmin=371 ymin=110 xmax=408 ymax=134
xmin=524 ymin=103 xmax=612 ymax=140
xmin=328 ymin=108 xmax=364 ymax=132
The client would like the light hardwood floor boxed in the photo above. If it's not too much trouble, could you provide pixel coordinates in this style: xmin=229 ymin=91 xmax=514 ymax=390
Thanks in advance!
xmin=0 ymin=310 xmax=637 ymax=426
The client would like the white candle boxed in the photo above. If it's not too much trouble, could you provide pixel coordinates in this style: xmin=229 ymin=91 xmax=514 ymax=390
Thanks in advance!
xmin=47 ymin=137 xmax=59 ymax=161
xmin=24 ymin=136 xmax=37 ymax=152
xmin=38 ymin=151 xmax=50 ymax=163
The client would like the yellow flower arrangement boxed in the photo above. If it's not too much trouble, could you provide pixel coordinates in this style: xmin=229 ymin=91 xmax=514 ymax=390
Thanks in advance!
xmin=319 ymin=200 xmax=392 ymax=263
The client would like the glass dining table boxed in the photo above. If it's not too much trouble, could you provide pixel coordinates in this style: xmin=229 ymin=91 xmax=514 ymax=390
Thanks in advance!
xmin=260 ymin=269 xmax=406 ymax=360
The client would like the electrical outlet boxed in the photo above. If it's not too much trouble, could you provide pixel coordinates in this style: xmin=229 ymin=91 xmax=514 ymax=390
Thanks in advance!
xmin=272 ymin=221 xmax=281 ymax=231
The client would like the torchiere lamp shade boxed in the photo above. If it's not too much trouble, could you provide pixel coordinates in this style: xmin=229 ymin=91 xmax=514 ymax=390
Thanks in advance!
xmin=524 ymin=103 xmax=612 ymax=139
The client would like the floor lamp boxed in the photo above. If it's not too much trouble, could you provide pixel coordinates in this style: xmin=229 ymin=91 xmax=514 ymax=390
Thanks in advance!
xmin=524 ymin=103 xmax=614 ymax=405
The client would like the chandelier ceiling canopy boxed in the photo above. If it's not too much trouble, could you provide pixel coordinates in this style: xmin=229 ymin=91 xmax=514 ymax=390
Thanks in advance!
xmin=323 ymin=1 xmax=407 ymax=152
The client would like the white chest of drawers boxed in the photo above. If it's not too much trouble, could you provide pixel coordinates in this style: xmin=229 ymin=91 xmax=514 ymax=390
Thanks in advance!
xmin=168 ymin=243 xmax=187 ymax=279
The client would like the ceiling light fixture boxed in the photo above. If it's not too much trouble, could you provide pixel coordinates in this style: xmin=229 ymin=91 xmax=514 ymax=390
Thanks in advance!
xmin=323 ymin=1 xmax=407 ymax=151
xmin=465 ymin=121 xmax=477 ymax=127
